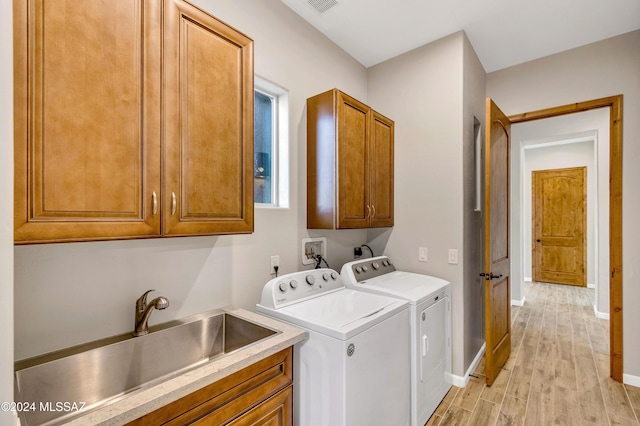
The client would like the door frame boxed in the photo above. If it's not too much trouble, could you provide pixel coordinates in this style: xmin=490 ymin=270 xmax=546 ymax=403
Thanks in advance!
xmin=509 ymin=95 xmax=623 ymax=382
xmin=532 ymin=166 xmax=587 ymax=286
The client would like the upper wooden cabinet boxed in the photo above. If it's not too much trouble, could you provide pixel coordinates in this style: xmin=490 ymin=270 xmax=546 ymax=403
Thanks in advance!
xmin=13 ymin=0 xmax=253 ymax=244
xmin=307 ymin=89 xmax=394 ymax=229
xmin=162 ymin=0 xmax=254 ymax=237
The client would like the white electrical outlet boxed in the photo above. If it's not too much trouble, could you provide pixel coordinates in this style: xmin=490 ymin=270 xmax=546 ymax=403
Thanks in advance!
xmin=448 ymin=249 xmax=458 ymax=265
xmin=270 ymin=255 xmax=280 ymax=274
xmin=419 ymin=247 xmax=428 ymax=262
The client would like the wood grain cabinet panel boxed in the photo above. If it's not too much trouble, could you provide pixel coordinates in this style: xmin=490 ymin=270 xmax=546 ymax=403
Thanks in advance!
xmin=13 ymin=0 xmax=254 ymax=243
xmin=163 ymin=0 xmax=254 ymax=236
xmin=13 ymin=0 xmax=162 ymax=243
xmin=127 ymin=347 xmax=293 ymax=426
xmin=307 ymin=89 xmax=394 ymax=229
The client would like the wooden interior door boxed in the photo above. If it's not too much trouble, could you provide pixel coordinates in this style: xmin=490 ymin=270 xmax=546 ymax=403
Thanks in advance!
xmin=483 ymin=99 xmax=512 ymax=386
xmin=532 ymin=167 xmax=587 ymax=286
xmin=337 ymin=91 xmax=371 ymax=228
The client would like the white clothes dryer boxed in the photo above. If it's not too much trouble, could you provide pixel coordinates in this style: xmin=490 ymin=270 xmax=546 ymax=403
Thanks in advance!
xmin=256 ymin=268 xmax=411 ymax=426
xmin=341 ymin=256 xmax=452 ymax=426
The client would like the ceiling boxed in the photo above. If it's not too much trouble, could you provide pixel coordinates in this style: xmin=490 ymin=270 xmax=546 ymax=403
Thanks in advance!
xmin=280 ymin=0 xmax=640 ymax=72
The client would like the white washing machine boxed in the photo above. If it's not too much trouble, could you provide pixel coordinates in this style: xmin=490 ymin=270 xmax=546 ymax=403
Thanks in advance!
xmin=256 ymin=268 xmax=411 ymax=426
xmin=341 ymin=256 xmax=452 ymax=426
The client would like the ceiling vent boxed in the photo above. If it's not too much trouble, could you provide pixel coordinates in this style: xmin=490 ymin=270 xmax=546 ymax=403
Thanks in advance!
xmin=307 ymin=0 xmax=338 ymax=14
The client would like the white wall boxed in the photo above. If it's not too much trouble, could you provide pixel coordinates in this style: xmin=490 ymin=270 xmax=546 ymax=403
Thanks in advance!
xmin=367 ymin=32 xmax=472 ymax=378
xmin=13 ymin=0 xmax=370 ymax=360
xmin=0 ymin=0 xmax=14 ymax=421
xmin=524 ymin=142 xmax=596 ymax=284
xmin=487 ymin=30 xmax=640 ymax=380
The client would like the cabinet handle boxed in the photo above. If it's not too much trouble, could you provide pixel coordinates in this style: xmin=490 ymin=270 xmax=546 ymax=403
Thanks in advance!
xmin=171 ymin=192 xmax=177 ymax=215
xmin=371 ymin=205 xmax=376 ymax=218
xmin=152 ymin=191 xmax=158 ymax=216
xmin=366 ymin=205 xmax=371 ymax=218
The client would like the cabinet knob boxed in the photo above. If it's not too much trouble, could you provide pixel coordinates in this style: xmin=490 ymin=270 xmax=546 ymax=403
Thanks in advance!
xmin=152 ymin=191 xmax=158 ymax=216
xmin=171 ymin=192 xmax=177 ymax=215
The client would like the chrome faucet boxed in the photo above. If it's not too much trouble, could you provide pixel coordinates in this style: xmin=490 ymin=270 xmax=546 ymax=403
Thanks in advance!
xmin=133 ymin=289 xmax=169 ymax=337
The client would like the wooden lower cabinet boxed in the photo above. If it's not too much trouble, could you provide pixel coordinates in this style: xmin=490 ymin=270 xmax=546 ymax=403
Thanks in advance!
xmin=127 ymin=348 xmax=292 ymax=426
xmin=203 ymin=387 xmax=291 ymax=426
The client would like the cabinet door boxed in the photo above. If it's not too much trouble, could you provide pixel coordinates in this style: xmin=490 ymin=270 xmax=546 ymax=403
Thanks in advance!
xmin=163 ymin=0 xmax=254 ymax=236
xmin=221 ymin=386 xmax=292 ymax=426
xmin=126 ymin=348 xmax=293 ymax=426
xmin=336 ymin=91 xmax=371 ymax=229
xmin=369 ymin=111 xmax=394 ymax=227
xmin=14 ymin=0 xmax=162 ymax=243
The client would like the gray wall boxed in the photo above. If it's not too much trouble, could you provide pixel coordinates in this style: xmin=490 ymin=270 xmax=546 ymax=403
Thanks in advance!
xmin=367 ymin=31 xmax=487 ymax=378
xmin=6 ymin=0 xmax=639 ymax=394
xmin=487 ymin=29 xmax=640 ymax=381
xmin=462 ymin=34 xmax=487 ymax=372
xmin=0 ymin=0 xmax=14 ymax=421
xmin=13 ymin=0 xmax=370 ymax=361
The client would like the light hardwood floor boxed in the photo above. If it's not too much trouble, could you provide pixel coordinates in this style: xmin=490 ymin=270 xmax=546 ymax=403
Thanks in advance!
xmin=427 ymin=281 xmax=640 ymax=426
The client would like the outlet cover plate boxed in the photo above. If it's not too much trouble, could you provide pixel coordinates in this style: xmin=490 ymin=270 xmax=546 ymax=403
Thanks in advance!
xmin=302 ymin=237 xmax=327 ymax=265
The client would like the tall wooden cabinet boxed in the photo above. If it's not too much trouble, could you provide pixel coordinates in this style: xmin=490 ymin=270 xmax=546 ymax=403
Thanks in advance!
xmin=307 ymin=89 xmax=394 ymax=229
xmin=13 ymin=0 xmax=253 ymax=244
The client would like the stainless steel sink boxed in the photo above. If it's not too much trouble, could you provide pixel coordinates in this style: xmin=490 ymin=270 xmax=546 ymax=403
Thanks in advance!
xmin=14 ymin=310 xmax=278 ymax=426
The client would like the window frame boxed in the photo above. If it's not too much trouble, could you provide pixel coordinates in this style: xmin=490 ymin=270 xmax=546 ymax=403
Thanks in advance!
xmin=253 ymin=76 xmax=289 ymax=208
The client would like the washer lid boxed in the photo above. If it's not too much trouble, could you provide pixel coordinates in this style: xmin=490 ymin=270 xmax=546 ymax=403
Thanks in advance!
xmin=353 ymin=271 xmax=450 ymax=305
xmin=277 ymin=288 xmax=407 ymax=339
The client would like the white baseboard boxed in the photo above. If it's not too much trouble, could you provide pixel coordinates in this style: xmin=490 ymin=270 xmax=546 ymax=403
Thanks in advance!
xmin=512 ymin=296 xmax=526 ymax=307
xmin=524 ymin=277 xmax=532 ymax=282
xmin=451 ymin=343 xmax=486 ymax=388
xmin=593 ymin=305 xmax=610 ymax=320
xmin=624 ymin=373 xmax=640 ymax=387
xmin=587 ymin=283 xmax=595 ymax=289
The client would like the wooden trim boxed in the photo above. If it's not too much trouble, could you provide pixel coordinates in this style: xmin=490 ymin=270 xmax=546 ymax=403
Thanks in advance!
xmin=509 ymin=95 xmax=623 ymax=382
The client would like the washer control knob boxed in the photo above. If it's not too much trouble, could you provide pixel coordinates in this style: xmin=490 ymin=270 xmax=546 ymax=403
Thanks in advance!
xmin=362 ymin=265 xmax=368 ymax=272
xmin=331 ymin=272 xmax=338 ymax=280
xmin=355 ymin=266 xmax=362 ymax=274
xmin=322 ymin=272 xmax=330 ymax=281
xmin=306 ymin=275 xmax=315 ymax=285
xmin=372 ymin=262 xmax=379 ymax=270
xmin=289 ymin=280 xmax=298 ymax=289
xmin=278 ymin=282 xmax=288 ymax=293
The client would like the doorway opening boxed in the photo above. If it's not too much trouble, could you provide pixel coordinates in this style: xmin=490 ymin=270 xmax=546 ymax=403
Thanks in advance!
xmin=508 ymin=95 xmax=623 ymax=381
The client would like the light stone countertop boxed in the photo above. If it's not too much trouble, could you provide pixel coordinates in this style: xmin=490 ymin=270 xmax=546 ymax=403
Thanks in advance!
xmin=57 ymin=306 xmax=306 ymax=425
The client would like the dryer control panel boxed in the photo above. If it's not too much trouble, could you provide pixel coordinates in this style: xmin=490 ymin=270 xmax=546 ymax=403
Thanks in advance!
xmin=342 ymin=256 xmax=397 ymax=283
xmin=259 ymin=268 xmax=343 ymax=309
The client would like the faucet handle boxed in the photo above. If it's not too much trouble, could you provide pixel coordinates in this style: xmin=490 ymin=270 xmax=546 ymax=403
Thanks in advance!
xmin=136 ymin=289 xmax=156 ymax=309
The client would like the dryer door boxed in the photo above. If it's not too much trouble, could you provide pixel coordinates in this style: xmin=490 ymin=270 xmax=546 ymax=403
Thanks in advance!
xmin=420 ymin=297 xmax=448 ymax=382
xmin=418 ymin=295 xmax=451 ymax=425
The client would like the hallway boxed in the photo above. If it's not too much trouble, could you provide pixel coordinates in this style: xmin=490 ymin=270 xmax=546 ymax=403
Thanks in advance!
xmin=429 ymin=281 xmax=640 ymax=425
